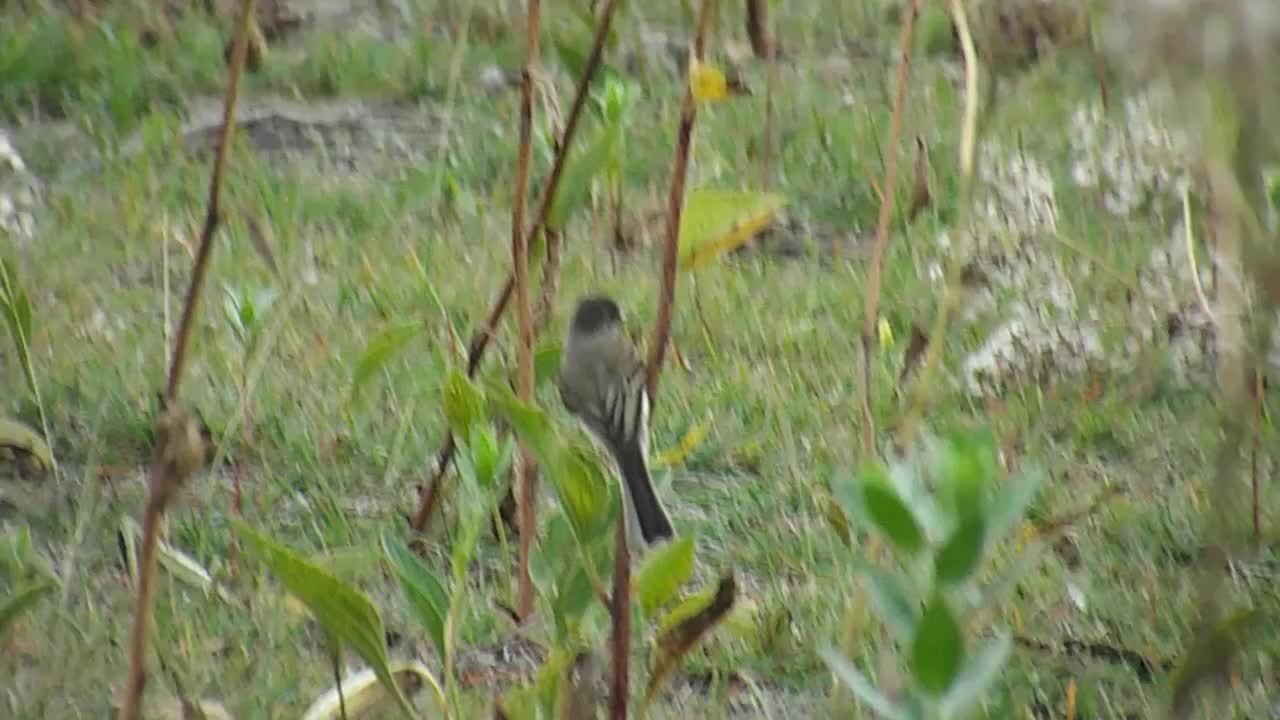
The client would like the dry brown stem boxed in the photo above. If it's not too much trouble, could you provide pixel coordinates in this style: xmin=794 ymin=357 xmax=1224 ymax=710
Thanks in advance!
xmin=512 ymin=0 xmax=541 ymax=621
xmin=859 ymin=0 xmax=921 ymax=457
xmin=120 ymin=0 xmax=254 ymax=716
xmin=646 ymin=0 xmax=714 ymax=402
xmin=410 ymin=0 xmax=624 ymax=533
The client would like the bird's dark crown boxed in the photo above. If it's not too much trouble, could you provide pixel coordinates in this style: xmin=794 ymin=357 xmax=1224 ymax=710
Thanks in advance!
xmin=571 ymin=295 xmax=622 ymax=334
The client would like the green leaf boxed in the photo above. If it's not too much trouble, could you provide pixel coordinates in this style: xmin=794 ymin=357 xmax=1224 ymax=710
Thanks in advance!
xmin=0 ymin=256 xmax=33 ymax=344
xmin=382 ymin=533 xmax=450 ymax=659
xmin=551 ymin=561 xmax=598 ymax=639
xmin=350 ymin=322 xmax=420 ymax=395
xmin=235 ymin=520 xmax=415 ymax=718
xmin=557 ymin=443 xmax=616 ymax=542
xmin=939 ymin=429 xmax=998 ymax=520
xmin=634 ymin=536 xmax=696 ymax=616
xmin=489 ymin=383 xmax=615 ymax=543
xmin=862 ymin=476 xmax=924 ymax=556
xmin=818 ymin=647 xmax=909 ymax=720
xmin=910 ymin=593 xmax=965 ymax=695
xmin=0 ymin=582 xmax=54 ymax=634
xmin=487 ymin=383 xmax=560 ymax=469
xmin=547 ymin=129 xmax=616 ymax=229
xmin=935 ymin=515 xmax=987 ymax=586
xmin=442 ymin=370 xmax=487 ymax=446
xmin=986 ymin=469 xmax=1042 ymax=547
xmin=677 ymin=188 xmax=787 ymax=270
xmin=939 ymin=633 xmax=1011 ymax=719
xmin=534 ymin=344 xmax=563 ymax=388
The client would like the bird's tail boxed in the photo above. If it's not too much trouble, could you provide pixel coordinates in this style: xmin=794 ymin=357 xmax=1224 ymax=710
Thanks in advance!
xmin=614 ymin=440 xmax=675 ymax=545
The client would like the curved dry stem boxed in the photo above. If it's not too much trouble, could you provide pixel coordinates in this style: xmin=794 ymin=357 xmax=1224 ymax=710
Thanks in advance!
xmin=120 ymin=2 xmax=255 ymax=717
xmin=646 ymin=0 xmax=714 ymax=403
xmin=859 ymin=0 xmax=921 ymax=457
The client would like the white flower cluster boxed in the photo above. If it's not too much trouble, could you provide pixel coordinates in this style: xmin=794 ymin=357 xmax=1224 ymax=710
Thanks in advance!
xmin=0 ymin=130 xmax=39 ymax=244
xmin=955 ymin=144 xmax=1111 ymax=395
xmin=1068 ymin=90 xmax=1191 ymax=217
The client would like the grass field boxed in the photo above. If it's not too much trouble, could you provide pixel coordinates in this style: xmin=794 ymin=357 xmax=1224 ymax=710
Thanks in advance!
xmin=2 ymin=1 xmax=1279 ymax=718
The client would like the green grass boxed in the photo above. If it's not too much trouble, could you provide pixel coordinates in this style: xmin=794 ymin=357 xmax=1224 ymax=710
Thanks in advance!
xmin=3 ymin=2 xmax=1279 ymax=718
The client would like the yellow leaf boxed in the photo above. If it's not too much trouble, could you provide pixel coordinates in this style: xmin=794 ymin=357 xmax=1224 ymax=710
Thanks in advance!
xmin=878 ymin=317 xmax=894 ymax=350
xmin=678 ymin=188 xmax=787 ymax=270
xmin=651 ymin=421 xmax=710 ymax=469
xmin=688 ymin=58 xmax=728 ymax=103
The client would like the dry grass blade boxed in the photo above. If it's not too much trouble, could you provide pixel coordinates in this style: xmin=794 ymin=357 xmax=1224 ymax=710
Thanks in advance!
xmin=642 ymin=574 xmax=737 ymax=711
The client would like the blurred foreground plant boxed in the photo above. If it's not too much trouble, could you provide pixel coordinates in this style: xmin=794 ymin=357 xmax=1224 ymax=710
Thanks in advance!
xmin=823 ymin=430 xmax=1041 ymax=720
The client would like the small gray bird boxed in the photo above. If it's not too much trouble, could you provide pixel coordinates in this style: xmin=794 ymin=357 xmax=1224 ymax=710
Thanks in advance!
xmin=557 ymin=295 xmax=675 ymax=547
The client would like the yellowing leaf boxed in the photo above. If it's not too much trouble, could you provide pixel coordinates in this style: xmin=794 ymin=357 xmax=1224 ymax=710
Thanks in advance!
xmin=651 ymin=421 xmax=710 ymax=469
xmin=688 ymin=58 xmax=728 ymax=103
xmin=0 ymin=417 xmax=51 ymax=470
xmin=678 ymin=188 xmax=787 ymax=270
xmin=878 ymin=317 xmax=894 ymax=350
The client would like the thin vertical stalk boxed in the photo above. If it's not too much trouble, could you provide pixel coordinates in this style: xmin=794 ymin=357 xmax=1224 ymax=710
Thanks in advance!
xmin=512 ymin=0 xmax=542 ymax=620
xmin=647 ymin=0 xmax=715 ymax=402
xmin=859 ymin=0 xmax=921 ymax=456
xmin=121 ymin=1 xmax=255 ymax=715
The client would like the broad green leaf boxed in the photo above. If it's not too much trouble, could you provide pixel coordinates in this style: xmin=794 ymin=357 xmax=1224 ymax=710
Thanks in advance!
xmin=235 ymin=520 xmax=414 ymax=718
xmin=547 ymin=129 xmax=616 ymax=229
xmin=862 ymin=481 xmax=924 ymax=556
xmin=634 ymin=536 xmax=696 ymax=616
xmin=939 ymin=633 xmax=1011 ymax=719
xmin=818 ymin=647 xmax=909 ymax=720
xmin=557 ymin=443 xmax=615 ymax=542
xmin=0 ymin=582 xmax=54 ymax=634
xmin=534 ymin=646 xmax=577 ymax=720
xmin=986 ymin=468 xmax=1043 ymax=547
xmin=678 ymin=188 xmax=787 ymax=270
xmin=461 ymin=424 xmax=514 ymax=492
xmin=551 ymin=561 xmax=597 ymax=640
xmin=534 ymin=344 xmax=563 ymax=388
xmin=0 ymin=416 xmax=52 ymax=470
xmin=910 ymin=593 xmax=965 ymax=695
xmin=382 ymin=534 xmax=450 ymax=659
xmin=442 ymin=370 xmax=486 ymax=445
xmin=350 ymin=322 xmax=420 ymax=395
xmin=938 ymin=429 xmax=998 ymax=520
xmin=935 ymin=515 xmax=987 ymax=586
xmin=487 ymin=383 xmax=560 ymax=470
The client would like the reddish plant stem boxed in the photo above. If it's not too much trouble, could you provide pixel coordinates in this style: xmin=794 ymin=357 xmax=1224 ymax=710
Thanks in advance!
xmin=608 ymin=516 xmax=631 ymax=719
xmin=121 ymin=1 xmax=254 ymax=716
xmin=410 ymin=0 xmax=624 ymax=534
xmin=859 ymin=0 xmax=921 ymax=457
xmin=646 ymin=0 xmax=714 ymax=402
xmin=512 ymin=0 xmax=541 ymax=621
